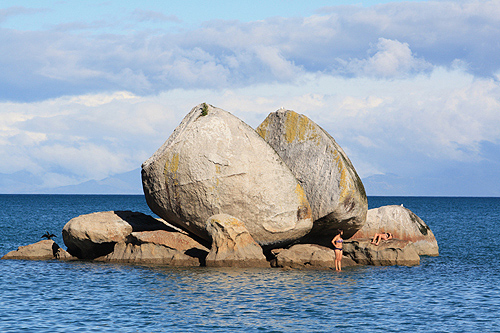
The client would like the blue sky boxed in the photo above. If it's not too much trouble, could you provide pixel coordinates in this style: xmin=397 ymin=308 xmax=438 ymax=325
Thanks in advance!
xmin=1 ymin=0 xmax=500 ymax=195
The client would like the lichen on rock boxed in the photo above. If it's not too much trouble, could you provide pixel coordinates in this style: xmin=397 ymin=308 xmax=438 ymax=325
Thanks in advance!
xmin=257 ymin=109 xmax=368 ymax=242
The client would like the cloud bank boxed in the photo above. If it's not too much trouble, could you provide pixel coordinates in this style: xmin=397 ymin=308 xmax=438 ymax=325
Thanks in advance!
xmin=1 ymin=0 xmax=500 ymax=195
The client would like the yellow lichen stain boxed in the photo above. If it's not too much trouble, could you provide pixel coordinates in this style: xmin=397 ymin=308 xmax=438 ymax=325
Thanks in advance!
xmin=295 ymin=184 xmax=312 ymax=220
xmin=336 ymin=153 xmax=356 ymax=204
xmin=284 ymin=111 xmax=320 ymax=144
xmin=165 ymin=153 xmax=180 ymax=175
xmin=214 ymin=164 xmax=222 ymax=187
xmin=256 ymin=116 xmax=271 ymax=140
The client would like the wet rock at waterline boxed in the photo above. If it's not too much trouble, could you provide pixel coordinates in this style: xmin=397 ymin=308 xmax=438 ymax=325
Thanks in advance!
xmin=141 ymin=104 xmax=313 ymax=247
xmin=256 ymin=109 xmax=367 ymax=242
xmin=351 ymin=205 xmax=439 ymax=256
xmin=205 ymin=214 xmax=269 ymax=268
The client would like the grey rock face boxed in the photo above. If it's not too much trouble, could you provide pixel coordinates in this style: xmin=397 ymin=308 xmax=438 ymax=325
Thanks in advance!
xmin=256 ymin=109 xmax=367 ymax=241
xmin=352 ymin=205 xmax=439 ymax=256
xmin=205 ymin=214 xmax=269 ymax=267
xmin=271 ymin=244 xmax=357 ymax=269
xmin=343 ymin=239 xmax=420 ymax=266
xmin=142 ymin=104 xmax=313 ymax=247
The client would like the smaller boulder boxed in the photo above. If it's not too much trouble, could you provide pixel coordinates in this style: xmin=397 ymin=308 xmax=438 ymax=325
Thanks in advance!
xmin=62 ymin=211 xmax=176 ymax=259
xmin=97 ymin=242 xmax=200 ymax=266
xmin=130 ymin=230 xmax=209 ymax=252
xmin=271 ymin=244 xmax=357 ymax=269
xmin=351 ymin=205 xmax=439 ymax=256
xmin=343 ymin=239 xmax=420 ymax=266
xmin=129 ymin=230 xmax=209 ymax=265
xmin=205 ymin=214 xmax=269 ymax=267
xmin=1 ymin=240 xmax=75 ymax=260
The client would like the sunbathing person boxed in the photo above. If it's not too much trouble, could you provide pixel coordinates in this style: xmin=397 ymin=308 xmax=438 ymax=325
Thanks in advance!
xmin=371 ymin=232 xmax=393 ymax=245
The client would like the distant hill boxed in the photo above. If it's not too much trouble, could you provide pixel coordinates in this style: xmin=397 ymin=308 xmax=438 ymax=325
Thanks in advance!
xmin=44 ymin=169 xmax=143 ymax=194
xmin=0 ymin=169 xmax=143 ymax=194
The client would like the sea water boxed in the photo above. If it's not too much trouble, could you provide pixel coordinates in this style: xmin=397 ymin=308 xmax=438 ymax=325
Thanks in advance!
xmin=0 ymin=195 xmax=499 ymax=332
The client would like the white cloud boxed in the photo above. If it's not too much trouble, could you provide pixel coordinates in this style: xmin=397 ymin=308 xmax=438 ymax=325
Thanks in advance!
xmin=1 ymin=64 xmax=500 ymax=188
xmin=2 ymin=1 xmax=500 ymax=102
xmin=343 ymin=38 xmax=432 ymax=77
xmin=2 ymin=0 xmax=500 ymax=194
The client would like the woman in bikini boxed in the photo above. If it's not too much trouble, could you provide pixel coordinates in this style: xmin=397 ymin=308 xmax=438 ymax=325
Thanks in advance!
xmin=371 ymin=232 xmax=393 ymax=245
xmin=331 ymin=229 xmax=344 ymax=271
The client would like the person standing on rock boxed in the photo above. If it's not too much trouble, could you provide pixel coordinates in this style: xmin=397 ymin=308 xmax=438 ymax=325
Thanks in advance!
xmin=331 ymin=229 xmax=344 ymax=271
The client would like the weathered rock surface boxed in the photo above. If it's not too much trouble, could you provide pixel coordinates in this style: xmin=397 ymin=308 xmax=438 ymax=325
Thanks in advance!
xmin=205 ymin=214 xmax=269 ymax=267
xmin=256 ymin=109 xmax=367 ymax=242
xmin=130 ymin=230 xmax=209 ymax=253
xmin=142 ymin=104 xmax=313 ymax=247
xmin=343 ymin=239 xmax=420 ymax=266
xmin=97 ymin=242 xmax=200 ymax=266
xmin=271 ymin=244 xmax=357 ymax=269
xmin=62 ymin=210 xmax=192 ymax=259
xmin=351 ymin=205 xmax=439 ymax=256
xmin=1 ymin=240 xmax=74 ymax=260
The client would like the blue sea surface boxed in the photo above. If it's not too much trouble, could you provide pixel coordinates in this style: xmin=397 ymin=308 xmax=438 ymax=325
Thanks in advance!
xmin=1 ymin=195 xmax=499 ymax=332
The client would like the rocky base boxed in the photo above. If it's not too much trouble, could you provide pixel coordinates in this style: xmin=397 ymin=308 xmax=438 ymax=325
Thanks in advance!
xmin=343 ymin=238 xmax=420 ymax=266
xmin=271 ymin=244 xmax=357 ymax=270
xmin=3 ymin=207 xmax=436 ymax=269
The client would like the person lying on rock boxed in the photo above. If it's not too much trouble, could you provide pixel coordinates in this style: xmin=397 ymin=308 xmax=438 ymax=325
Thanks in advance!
xmin=331 ymin=229 xmax=344 ymax=271
xmin=371 ymin=232 xmax=393 ymax=245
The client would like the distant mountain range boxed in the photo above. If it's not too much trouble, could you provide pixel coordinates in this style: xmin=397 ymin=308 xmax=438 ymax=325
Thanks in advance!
xmin=0 ymin=169 xmax=143 ymax=194
xmin=0 ymin=168 xmax=404 ymax=195
xmin=1 ymin=168 xmax=498 ymax=196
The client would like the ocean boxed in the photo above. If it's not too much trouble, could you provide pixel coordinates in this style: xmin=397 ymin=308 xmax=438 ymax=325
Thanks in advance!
xmin=1 ymin=195 xmax=499 ymax=332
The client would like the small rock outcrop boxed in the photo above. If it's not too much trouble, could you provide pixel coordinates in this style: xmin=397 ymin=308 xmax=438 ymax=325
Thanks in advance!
xmin=205 ymin=214 xmax=269 ymax=267
xmin=62 ymin=211 xmax=173 ymax=259
xmin=142 ymin=104 xmax=313 ymax=247
xmin=343 ymin=239 xmax=420 ymax=266
xmin=256 ymin=109 xmax=368 ymax=242
xmin=1 ymin=240 xmax=74 ymax=260
xmin=351 ymin=205 xmax=439 ymax=256
xmin=271 ymin=244 xmax=357 ymax=269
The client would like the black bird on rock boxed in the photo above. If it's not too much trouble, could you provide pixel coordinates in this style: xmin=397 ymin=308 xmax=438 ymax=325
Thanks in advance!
xmin=41 ymin=231 xmax=56 ymax=240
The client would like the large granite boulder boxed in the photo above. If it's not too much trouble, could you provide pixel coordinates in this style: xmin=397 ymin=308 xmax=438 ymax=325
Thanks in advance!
xmin=1 ymin=240 xmax=74 ymax=260
xmin=271 ymin=244 xmax=357 ymax=269
xmin=256 ymin=109 xmax=367 ymax=242
xmin=142 ymin=104 xmax=313 ymax=247
xmin=343 ymin=239 xmax=420 ymax=266
xmin=351 ymin=205 xmax=439 ymax=256
xmin=62 ymin=211 xmax=189 ymax=259
xmin=205 ymin=214 xmax=269 ymax=267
